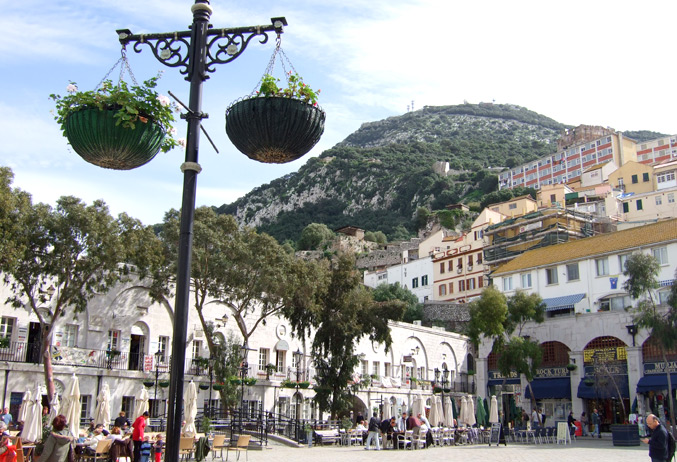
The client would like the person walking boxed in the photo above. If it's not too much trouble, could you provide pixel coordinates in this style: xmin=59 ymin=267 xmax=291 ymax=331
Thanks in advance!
xmin=132 ymin=411 xmax=149 ymax=462
xmin=641 ymin=414 xmax=669 ymax=462
xmin=580 ymin=411 xmax=590 ymax=437
xmin=531 ymin=407 xmax=541 ymax=429
xmin=37 ymin=415 xmax=74 ymax=462
xmin=592 ymin=409 xmax=601 ymax=438
xmin=365 ymin=412 xmax=381 ymax=451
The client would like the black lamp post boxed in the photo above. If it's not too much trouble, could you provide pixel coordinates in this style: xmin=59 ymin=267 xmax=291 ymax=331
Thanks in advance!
xmin=293 ymin=348 xmax=303 ymax=442
xmin=434 ymin=368 xmax=449 ymax=426
xmin=207 ymin=356 xmax=215 ymax=419
xmin=238 ymin=343 xmax=254 ymax=438
xmin=154 ymin=348 xmax=163 ymax=417
xmin=115 ymin=4 xmax=285 ymax=462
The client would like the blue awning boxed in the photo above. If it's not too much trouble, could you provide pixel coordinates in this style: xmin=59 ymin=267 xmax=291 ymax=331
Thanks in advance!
xmin=524 ymin=378 xmax=571 ymax=399
xmin=542 ymin=293 xmax=585 ymax=312
xmin=577 ymin=377 xmax=629 ymax=399
xmin=637 ymin=373 xmax=677 ymax=393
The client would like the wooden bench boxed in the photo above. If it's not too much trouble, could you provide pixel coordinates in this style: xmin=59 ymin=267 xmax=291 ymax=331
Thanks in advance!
xmin=314 ymin=429 xmax=340 ymax=445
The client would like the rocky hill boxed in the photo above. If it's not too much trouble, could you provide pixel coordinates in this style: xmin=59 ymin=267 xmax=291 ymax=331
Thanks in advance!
xmin=215 ymin=103 xmax=659 ymax=244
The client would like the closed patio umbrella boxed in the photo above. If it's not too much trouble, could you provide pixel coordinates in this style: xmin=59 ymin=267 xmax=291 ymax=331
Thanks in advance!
xmin=94 ymin=383 xmax=111 ymax=427
xmin=18 ymin=388 xmax=32 ymax=422
xmin=443 ymin=396 xmax=454 ymax=427
xmin=22 ymin=384 xmax=43 ymax=443
xmin=489 ymin=395 xmax=499 ymax=423
xmin=475 ymin=395 xmax=487 ymax=427
xmin=411 ymin=394 xmax=424 ymax=417
xmin=459 ymin=396 xmax=467 ymax=425
xmin=466 ymin=396 xmax=476 ymax=427
xmin=133 ymin=387 xmax=150 ymax=420
xmin=182 ymin=381 xmax=198 ymax=437
xmin=61 ymin=374 xmax=81 ymax=438
xmin=48 ymin=393 xmax=61 ymax=423
xmin=428 ymin=396 xmax=441 ymax=427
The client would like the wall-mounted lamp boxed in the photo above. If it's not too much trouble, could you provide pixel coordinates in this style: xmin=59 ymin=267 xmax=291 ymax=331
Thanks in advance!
xmin=626 ymin=324 xmax=638 ymax=347
xmin=411 ymin=346 xmax=420 ymax=355
xmin=215 ymin=315 xmax=229 ymax=328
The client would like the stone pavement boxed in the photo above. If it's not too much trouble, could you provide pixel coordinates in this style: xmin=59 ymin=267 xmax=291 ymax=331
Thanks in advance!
xmin=241 ymin=437 xmax=649 ymax=462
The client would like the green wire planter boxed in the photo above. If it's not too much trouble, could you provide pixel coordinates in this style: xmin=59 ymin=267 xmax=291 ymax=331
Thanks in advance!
xmin=65 ymin=108 xmax=166 ymax=170
xmin=225 ymin=97 xmax=325 ymax=164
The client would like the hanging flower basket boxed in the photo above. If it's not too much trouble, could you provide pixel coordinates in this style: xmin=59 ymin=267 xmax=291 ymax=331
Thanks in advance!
xmin=198 ymin=383 xmax=210 ymax=391
xmin=143 ymin=380 xmax=155 ymax=388
xmin=159 ymin=380 xmax=170 ymax=388
xmin=64 ymin=108 xmax=166 ymax=170
xmin=583 ymin=378 xmax=594 ymax=386
xmin=298 ymin=381 xmax=310 ymax=389
xmin=566 ymin=363 xmax=577 ymax=371
xmin=212 ymin=384 xmax=225 ymax=391
xmin=50 ymin=64 xmax=180 ymax=170
xmin=226 ymin=96 xmax=324 ymax=164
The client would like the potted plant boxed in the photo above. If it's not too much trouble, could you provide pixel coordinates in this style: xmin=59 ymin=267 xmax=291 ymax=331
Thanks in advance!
xmin=265 ymin=363 xmax=276 ymax=379
xmin=212 ymin=383 xmax=225 ymax=391
xmin=229 ymin=377 xmax=242 ymax=386
xmin=201 ymin=416 xmax=212 ymax=435
xmin=281 ymin=379 xmax=296 ymax=389
xmin=198 ymin=383 xmax=210 ymax=391
xmin=566 ymin=363 xmax=577 ymax=371
xmin=243 ymin=377 xmax=257 ymax=386
xmin=298 ymin=381 xmax=310 ymax=389
xmin=225 ymin=72 xmax=325 ymax=164
xmin=143 ymin=380 xmax=155 ymax=388
xmin=159 ymin=380 xmax=170 ymax=388
xmin=432 ymin=385 xmax=442 ymax=394
xmin=50 ymin=75 xmax=180 ymax=170
xmin=0 ymin=337 xmax=10 ymax=349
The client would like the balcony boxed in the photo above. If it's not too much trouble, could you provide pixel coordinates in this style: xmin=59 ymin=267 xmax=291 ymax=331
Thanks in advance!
xmin=0 ymin=341 xmax=177 ymax=373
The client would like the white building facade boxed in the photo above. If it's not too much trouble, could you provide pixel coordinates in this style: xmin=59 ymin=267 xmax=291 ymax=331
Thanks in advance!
xmin=479 ymin=219 xmax=677 ymax=430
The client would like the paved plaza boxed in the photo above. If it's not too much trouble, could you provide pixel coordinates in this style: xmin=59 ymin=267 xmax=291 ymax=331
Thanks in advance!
xmin=242 ymin=438 xmax=649 ymax=462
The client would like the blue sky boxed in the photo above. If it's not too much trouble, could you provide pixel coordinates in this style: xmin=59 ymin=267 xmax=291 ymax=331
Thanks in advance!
xmin=2 ymin=0 xmax=676 ymax=225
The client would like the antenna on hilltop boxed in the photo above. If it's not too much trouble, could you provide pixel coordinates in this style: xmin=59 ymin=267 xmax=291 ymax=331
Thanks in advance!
xmin=411 ymin=100 xmax=415 ymax=111
xmin=407 ymin=104 xmax=410 ymax=112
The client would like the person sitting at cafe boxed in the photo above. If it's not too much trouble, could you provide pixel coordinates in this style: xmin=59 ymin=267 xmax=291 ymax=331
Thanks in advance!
xmin=106 ymin=427 xmax=123 ymax=441
xmin=83 ymin=425 xmax=105 ymax=454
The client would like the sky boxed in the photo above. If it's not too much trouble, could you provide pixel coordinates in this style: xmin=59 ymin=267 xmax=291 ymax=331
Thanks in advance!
xmin=2 ymin=0 xmax=676 ymax=226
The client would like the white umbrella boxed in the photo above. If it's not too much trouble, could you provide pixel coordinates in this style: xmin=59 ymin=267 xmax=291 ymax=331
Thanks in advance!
xmin=181 ymin=381 xmax=198 ymax=437
xmin=133 ymin=387 xmax=150 ymax=420
xmin=411 ymin=394 xmax=424 ymax=417
xmin=18 ymin=388 xmax=32 ymax=422
xmin=459 ymin=396 xmax=467 ymax=425
xmin=443 ymin=396 xmax=454 ymax=427
xmin=94 ymin=383 xmax=111 ymax=427
xmin=466 ymin=396 xmax=476 ymax=427
xmin=428 ymin=396 xmax=440 ymax=427
xmin=48 ymin=393 xmax=61 ymax=423
xmin=390 ymin=400 xmax=398 ymax=420
xmin=61 ymin=374 xmax=81 ymax=438
xmin=22 ymin=384 xmax=43 ymax=443
xmin=489 ymin=395 xmax=499 ymax=423
xmin=435 ymin=395 xmax=444 ymax=426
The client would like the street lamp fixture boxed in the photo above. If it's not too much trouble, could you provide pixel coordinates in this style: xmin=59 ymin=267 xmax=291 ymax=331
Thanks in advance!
xmin=238 ymin=343 xmax=255 ymax=438
xmin=114 ymin=4 xmax=286 ymax=462
xmin=293 ymin=348 xmax=304 ymax=442
xmin=154 ymin=348 xmax=163 ymax=417
xmin=626 ymin=324 xmax=638 ymax=347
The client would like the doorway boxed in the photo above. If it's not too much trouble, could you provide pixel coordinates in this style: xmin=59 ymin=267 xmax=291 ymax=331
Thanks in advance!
xmin=27 ymin=322 xmax=42 ymax=364
xmin=129 ymin=334 xmax=145 ymax=371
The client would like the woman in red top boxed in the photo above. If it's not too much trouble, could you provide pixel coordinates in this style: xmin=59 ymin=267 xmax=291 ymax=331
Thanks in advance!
xmin=0 ymin=432 xmax=17 ymax=462
xmin=132 ymin=412 xmax=149 ymax=462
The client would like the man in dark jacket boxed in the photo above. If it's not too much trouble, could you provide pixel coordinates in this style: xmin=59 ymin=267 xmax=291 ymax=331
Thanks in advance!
xmin=642 ymin=414 xmax=669 ymax=462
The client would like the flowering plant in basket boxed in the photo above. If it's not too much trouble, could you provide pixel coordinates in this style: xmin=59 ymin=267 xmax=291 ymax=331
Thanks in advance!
xmin=50 ymin=75 xmax=182 ymax=153
xmin=257 ymin=72 xmax=320 ymax=105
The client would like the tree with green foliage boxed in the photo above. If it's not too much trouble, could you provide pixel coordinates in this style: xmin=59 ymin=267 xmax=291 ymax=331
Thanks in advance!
xmin=467 ymin=286 xmax=545 ymax=410
xmin=364 ymin=231 xmax=387 ymax=244
xmin=284 ymin=253 xmax=405 ymax=418
xmin=624 ymin=253 xmax=676 ymax=427
xmin=153 ymin=208 xmax=320 ymax=409
xmin=297 ymin=223 xmax=335 ymax=250
xmin=371 ymin=282 xmax=421 ymax=323
xmin=0 ymin=168 xmax=162 ymax=400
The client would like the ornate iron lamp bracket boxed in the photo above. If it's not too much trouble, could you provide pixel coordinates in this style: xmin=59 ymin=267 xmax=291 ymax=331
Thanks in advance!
xmin=116 ymin=17 xmax=286 ymax=78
